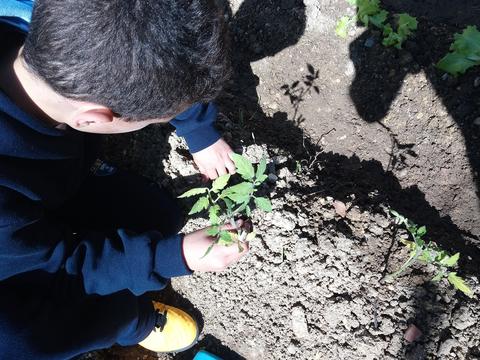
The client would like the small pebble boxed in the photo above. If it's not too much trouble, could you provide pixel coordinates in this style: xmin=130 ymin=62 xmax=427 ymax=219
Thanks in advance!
xmin=474 ymin=117 xmax=480 ymax=126
xmin=287 ymin=344 xmax=297 ymax=355
xmin=291 ymin=306 xmax=309 ymax=339
xmin=404 ymin=324 xmax=422 ymax=343
xmin=267 ymin=174 xmax=278 ymax=183
xmin=333 ymin=200 xmax=347 ymax=218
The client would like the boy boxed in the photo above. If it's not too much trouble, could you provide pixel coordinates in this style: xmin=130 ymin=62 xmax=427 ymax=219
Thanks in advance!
xmin=0 ymin=0 xmax=249 ymax=358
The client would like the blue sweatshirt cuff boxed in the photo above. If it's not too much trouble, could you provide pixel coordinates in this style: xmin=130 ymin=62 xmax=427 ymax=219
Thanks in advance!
xmin=170 ymin=102 xmax=221 ymax=153
xmin=154 ymin=234 xmax=193 ymax=278
xmin=183 ymin=124 xmax=221 ymax=153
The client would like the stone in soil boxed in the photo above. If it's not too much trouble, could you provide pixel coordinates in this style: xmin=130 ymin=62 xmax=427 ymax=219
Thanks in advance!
xmin=291 ymin=306 xmax=309 ymax=339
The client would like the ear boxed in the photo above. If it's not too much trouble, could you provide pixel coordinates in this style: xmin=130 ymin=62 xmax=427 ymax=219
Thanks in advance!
xmin=73 ymin=108 xmax=114 ymax=128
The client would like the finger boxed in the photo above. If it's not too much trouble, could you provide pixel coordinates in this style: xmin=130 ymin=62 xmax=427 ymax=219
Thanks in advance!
xmin=216 ymin=165 xmax=227 ymax=177
xmin=206 ymin=168 xmax=218 ymax=180
xmin=224 ymin=157 xmax=236 ymax=174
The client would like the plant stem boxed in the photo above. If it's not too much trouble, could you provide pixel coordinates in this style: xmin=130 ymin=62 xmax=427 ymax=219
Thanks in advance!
xmin=388 ymin=247 xmax=422 ymax=280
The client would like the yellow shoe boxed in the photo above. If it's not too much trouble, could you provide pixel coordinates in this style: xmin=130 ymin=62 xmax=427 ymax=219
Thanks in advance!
xmin=139 ymin=302 xmax=199 ymax=353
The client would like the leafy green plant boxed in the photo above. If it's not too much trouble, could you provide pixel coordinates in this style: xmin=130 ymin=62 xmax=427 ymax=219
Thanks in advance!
xmin=436 ymin=25 xmax=480 ymax=76
xmin=179 ymin=154 xmax=272 ymax=256
xmin=336 ymin=0 xmax=417 ymax=49
xmin=389 ymin=210 xmax=473 ymax=297
xmin=382 ymin=14 xmax=417 ymax=49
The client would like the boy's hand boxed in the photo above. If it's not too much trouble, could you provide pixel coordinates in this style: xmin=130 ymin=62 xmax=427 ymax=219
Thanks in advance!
xmin=192 ymin=138 xmax=236 ymax=180
xmin=182 ymin=220 xmax=249 ymax=272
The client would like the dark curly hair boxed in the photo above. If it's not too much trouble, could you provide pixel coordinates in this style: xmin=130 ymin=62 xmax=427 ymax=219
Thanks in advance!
xmin=23 ymin=0 xmax=231 ymax=120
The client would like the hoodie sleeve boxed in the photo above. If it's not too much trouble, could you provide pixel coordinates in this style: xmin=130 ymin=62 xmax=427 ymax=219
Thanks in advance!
xmin=170 ymin=102 xmax=221 ymax=153
xmin=0 ymin=187 xmax=192 ymax=296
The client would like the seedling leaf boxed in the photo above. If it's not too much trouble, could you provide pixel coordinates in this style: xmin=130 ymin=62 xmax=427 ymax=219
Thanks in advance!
xmin=369 ymin=9 xmax=387 ymax=28
xmin=448 ymin=272 xmax=473 ymax=297
xmin=397 ymin=13 xmax=417 ymax=37
xmin=201 ymin=243 xmax=215 ymax=259
xmin=218 ymin=230 xmax=233 ymax=245
xmin=231 ymin=153 xmax=255 ymax=180
xmin=356 ymin=0 xmax=381 ymax=27
xmin=206 ymin=226 xmax=220 ymax=236
xmin=222 ymin=182 xmax=254 ymax=197
xmin=255 ymin=197 xmax=273 ymax=212
xmin=209 ymin=205 xmax=221 ymax=224
xmin=451 ymin=25 xmax=480 ymax=55
xmin=188 ymin=196 xmax=209 ymax=215
xmin=256 ymin=158 xmax=267 ymax=179
xmin=178 ymin=187 xmax=208 ymax=198
xmin=212 ymin=174 xmax=231 ymax=192
xmin=432 ymin=270 xmax=445 ymax=282
xmin=234 ymin=200 xmax=250 ymax=214
xmin=416 ymin=226 xmax=427 ymax=237
xmin=256 ymin=174 xmax=268 ymax=183
xmin=441 ymin=252 xmax=460 ymax=267
xmin=382 ymin=24 xmax=403 ymax=48
xmin=223 ymin=198 xmax=234 ymax=212
xmin=226 ymin=193 xmax=250 ymax=204
xmin=437 ymin=52 xmax=478 ymax=76
xmin=436 ymin=26 xmax=480 ymax=76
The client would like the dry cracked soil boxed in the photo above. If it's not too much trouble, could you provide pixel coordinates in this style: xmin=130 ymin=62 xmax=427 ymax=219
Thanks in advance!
xmin=84 ymin=1 xmax=480 ymax=359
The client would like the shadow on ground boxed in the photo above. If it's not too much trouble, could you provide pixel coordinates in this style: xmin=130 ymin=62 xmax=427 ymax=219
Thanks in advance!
xmin=349 ymin=0 xmax=480 ymax=204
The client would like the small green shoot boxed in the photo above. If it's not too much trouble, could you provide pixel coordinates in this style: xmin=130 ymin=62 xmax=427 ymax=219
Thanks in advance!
xmin=382 ymin=14 xmax=417 ymax=49
xmin=295 ymin=160 xmax=302 ymax=175
xmin=336 ymin=15 xmax=352 ymax=39
xmin=336 ymin=0 xmax=417 ymax=49
xmin=437 ymin=25 xmax=480 ymax=76
xmin=179 ymin=154 xmax=272 ymax=256
xmin=389 ymin=210 xmax=473 ymax=297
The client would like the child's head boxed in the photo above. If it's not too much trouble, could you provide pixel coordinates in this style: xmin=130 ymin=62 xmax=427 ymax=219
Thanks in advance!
xmin=19 ymin=0 xmax=230 ymax=133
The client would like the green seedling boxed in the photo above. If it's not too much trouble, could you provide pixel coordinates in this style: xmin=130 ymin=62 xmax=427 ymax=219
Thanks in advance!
xmin=382 ymin=14 xmax=417 ymax=49
xmin=336 ymin=0 xmax=417 ymax=49
xmin=389 ymin=210 xmax=473 ymax=297
xmin=295 ymin=160 xmax=302 ymax=175
xmin=336 ymin=15 xmax=352 ymax=39
xmin=437 ymin=25 xmax=480 ymax=76
xmin=179 ymin=154 xmax=272 ymax=257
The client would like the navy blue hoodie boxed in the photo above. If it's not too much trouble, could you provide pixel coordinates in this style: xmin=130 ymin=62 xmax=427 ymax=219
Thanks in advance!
xmin=0 ymin=19 xmax=221 ymax=295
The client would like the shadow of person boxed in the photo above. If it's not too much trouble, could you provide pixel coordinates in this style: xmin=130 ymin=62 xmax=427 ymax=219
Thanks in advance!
xmin=218 ymin=0 xmax=306 ymax=125
xmin=348 ymin=0 xmax=480 ymax=204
